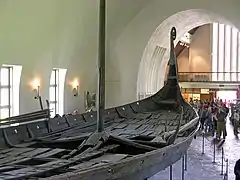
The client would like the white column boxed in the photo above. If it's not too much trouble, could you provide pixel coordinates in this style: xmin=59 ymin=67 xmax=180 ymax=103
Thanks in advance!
xmin=238 ymin=32 xmax=240 ymax=81
xmin=212 ymin=23 xmax=219 ymax=81
xmin=224 ymin=25 xmax=231 ymax=81
xmin=231 ymin=27 xmax=238 ymax=81
xmin=218 ymin=24 xmax=225 ymax=81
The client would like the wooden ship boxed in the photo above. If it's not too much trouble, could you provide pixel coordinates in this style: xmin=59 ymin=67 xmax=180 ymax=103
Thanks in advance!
xmin=0 ymin=1 xmax=199 ymax=179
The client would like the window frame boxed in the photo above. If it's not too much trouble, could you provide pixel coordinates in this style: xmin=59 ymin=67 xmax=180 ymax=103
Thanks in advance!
xmin=0 ymin=67 xmax=13 ymax=119
xmin=49 ymin=69 xmax=60 ymax=117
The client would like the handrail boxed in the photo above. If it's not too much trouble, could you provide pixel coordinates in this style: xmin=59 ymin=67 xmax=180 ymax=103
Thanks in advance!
xmin=178 ymin=71 xmax=240 ymax=82
xmin=0 ymin=109 xmax=50 ymax=125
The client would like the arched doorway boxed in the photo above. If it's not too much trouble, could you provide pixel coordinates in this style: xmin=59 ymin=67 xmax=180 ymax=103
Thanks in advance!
xmin=137 ymin=9 xmax=236 ymax=99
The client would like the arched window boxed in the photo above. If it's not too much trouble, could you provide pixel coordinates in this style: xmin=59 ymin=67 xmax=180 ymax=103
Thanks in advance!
xmin=49 ymin=68 xmax=67 ymax=117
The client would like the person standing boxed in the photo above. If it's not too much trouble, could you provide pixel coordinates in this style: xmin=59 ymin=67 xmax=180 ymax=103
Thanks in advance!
xmin=216 ymin=105 xmax=227 ymax=139
xmin=235 ymin=159 xmax=240 ymax=180
xmin=233 ymin=110 xmax=240 ymax=135
xmin=205 ymin=105 xmax=213 ymax=132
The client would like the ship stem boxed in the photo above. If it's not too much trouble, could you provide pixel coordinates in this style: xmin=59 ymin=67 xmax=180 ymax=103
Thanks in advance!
xmin=97 ymin=0 xmax=106 ymax=132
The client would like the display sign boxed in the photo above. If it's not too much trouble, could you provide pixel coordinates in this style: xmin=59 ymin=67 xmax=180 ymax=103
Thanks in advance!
xmin=201 ymin=89 xmax=209 ymax=94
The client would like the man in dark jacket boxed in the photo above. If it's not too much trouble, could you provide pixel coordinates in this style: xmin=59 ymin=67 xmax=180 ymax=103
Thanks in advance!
xmin=216 ymin=105 xmax=227 ymax=139
xmin=234 ymin=159 xmax=240 ymax=180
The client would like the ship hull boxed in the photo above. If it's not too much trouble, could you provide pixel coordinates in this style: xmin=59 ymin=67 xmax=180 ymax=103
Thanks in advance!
xmin=45 ymin=123 xmax=198 ymax=180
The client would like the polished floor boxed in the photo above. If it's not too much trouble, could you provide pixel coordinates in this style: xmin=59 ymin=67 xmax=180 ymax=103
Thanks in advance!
xmin=150 ymin=117 xmax=238 ymax=180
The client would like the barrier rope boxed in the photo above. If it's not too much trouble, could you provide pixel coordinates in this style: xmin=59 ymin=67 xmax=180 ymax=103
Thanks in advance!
xmin=200 ymin=129 xmax=229 ymax=180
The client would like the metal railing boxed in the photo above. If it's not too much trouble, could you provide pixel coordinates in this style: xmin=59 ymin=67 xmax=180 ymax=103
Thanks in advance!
xmin=167 ymin=131 xmax=229 ymax=180
xmin=178 ymin=72 xmax=240 ymax=82
xmin=201 ymin=131 xmax=229 ymax=179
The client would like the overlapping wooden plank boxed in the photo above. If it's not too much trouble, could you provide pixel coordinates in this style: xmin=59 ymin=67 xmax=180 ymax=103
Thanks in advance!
xmin=133 ymin=113 xmax=152 ymax=120
xmin=36 ymin=160 xmax=70 ymax=168
xmin=0 ymin=174 xmax=17 ymax=179
xmin=0 ymin=148 xmax=33 ymax=159
xmin=0 ymin=148 xmax=50 ymax=165
xmin=110 ymin=128 xmax=126 ymax=136
xmin=135 ymin=124 xmax=150 ymax=131
xmin=0 ymin=166 xmax=17 ymax=172
xmin=1 ymin=159 xmax=71 ymax=179
xmin=8 ymin=157 xmax=31 ymax=165
xmin=140 ymin=130 xmax=155 ymax=136
xmin=35 ymin=149 xmax=66 ymax=159
xmin=70 ymin=154 xmax=128 ymax=170
xmin=2 ymin=167 xmax=34 ymax=176
xmin=113 ymin=123 xmax=129 ymax=129
xmin=113 ymin=118 xmax=127 ymax=123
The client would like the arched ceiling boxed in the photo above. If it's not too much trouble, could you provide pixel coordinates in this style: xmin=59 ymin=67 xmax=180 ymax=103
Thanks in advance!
xmin=137 ymin=9 xmax=235 ymax=96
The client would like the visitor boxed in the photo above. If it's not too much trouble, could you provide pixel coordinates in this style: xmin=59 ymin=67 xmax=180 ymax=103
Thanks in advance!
xmin=199 ymin=102 xmax=207 ymax=130
xmin=233 ymin=110 xmax=240 ymax=135
xmin=234 ymin=159 xmax=240 ymax=180
xmin=216 ymin=105 xmax=227 ymax=139
xmin=205 ymin=105 xmax=213 ymax=132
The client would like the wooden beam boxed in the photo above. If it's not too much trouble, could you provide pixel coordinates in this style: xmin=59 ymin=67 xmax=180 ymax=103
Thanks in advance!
xmin=97 ymin=0 xmax=106 ymax=132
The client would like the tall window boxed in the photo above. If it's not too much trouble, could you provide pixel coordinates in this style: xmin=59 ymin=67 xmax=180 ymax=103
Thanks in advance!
xmin=212 ymin=23 xmax=240 ymax=81
xmin=0 ymin=65 xmax=22 ymax=119
xmin=0 ymin=67 xmax=12 ymax=119
xmin=49 ymin=68 xmax=66 ymax=117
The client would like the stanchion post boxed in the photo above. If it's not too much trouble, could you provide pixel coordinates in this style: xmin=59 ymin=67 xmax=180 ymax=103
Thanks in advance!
xmin=220 ymin=147 xmax=224 ymax=175
xmin=225 ymin=159 xmax=228 ymax=180
xmin=184 ymin=152 xmax=187 ymax=171
xmin=202 ymin=132 xmax=205 ymax=154
xmin=169 ymin=165 xmax=173 ymax=180
xmin=213 ymin=138 xmax=216 ymax=163
xmin=181 ymin=156 xmax=185 ymax=180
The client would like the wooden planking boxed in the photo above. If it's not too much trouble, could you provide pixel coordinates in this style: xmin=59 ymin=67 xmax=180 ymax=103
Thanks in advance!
xmin=0 ymin=148 xmax=51 ymax=165
xmin=28 ymin=120 xmax=49 ymax=138
xmin=3 ymin=125 xmax=31 ymax=146
xmin=0 ymin=160 xmax=71 ymax=180
xmin=115 ymin=105 xmax=135 ymax=119
xmin=0 ymin=148 xmax=33 ymax=159
xmin=70 ymin=154 xmax=128 ymax=170
xmin=49 ymin=117 xmax=70 ymax=132
xmin=34 ymin=148 xmax=66 ymax=159
xmin=65 ymin=114 xmax=85 ymax=126
xmin=0 ymin=145 xmax=121 ymax=179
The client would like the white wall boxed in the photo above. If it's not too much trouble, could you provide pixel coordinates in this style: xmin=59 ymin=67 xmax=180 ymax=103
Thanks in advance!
xmin=189 ymin=25 xmax=211 ymax=72
xmin=176 ymin=25 xmax=211 ymax=73
xmin=1 ymin=0 xmax=240 ymax=114
xmin=0 ymin=0 xmax=98 ymax=114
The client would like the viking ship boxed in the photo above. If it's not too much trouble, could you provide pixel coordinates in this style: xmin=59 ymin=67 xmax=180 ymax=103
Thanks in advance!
xmin=0 ymin=26 xmax=199 ymax=180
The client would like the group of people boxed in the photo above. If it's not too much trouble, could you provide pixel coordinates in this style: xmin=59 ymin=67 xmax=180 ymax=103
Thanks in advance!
xmin=190 ymin=98 xmax=240 ymax=180
xmin=189 ymin=98 xmax=229 ymax=139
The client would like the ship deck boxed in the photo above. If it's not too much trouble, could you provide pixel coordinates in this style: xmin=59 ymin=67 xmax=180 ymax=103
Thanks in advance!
xmin=0 ymin=107 xmax=196 ymax=180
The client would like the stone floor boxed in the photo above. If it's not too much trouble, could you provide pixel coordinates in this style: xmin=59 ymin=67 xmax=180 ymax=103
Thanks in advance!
xmin=150 ymin=118 xmax=239 ymax=180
